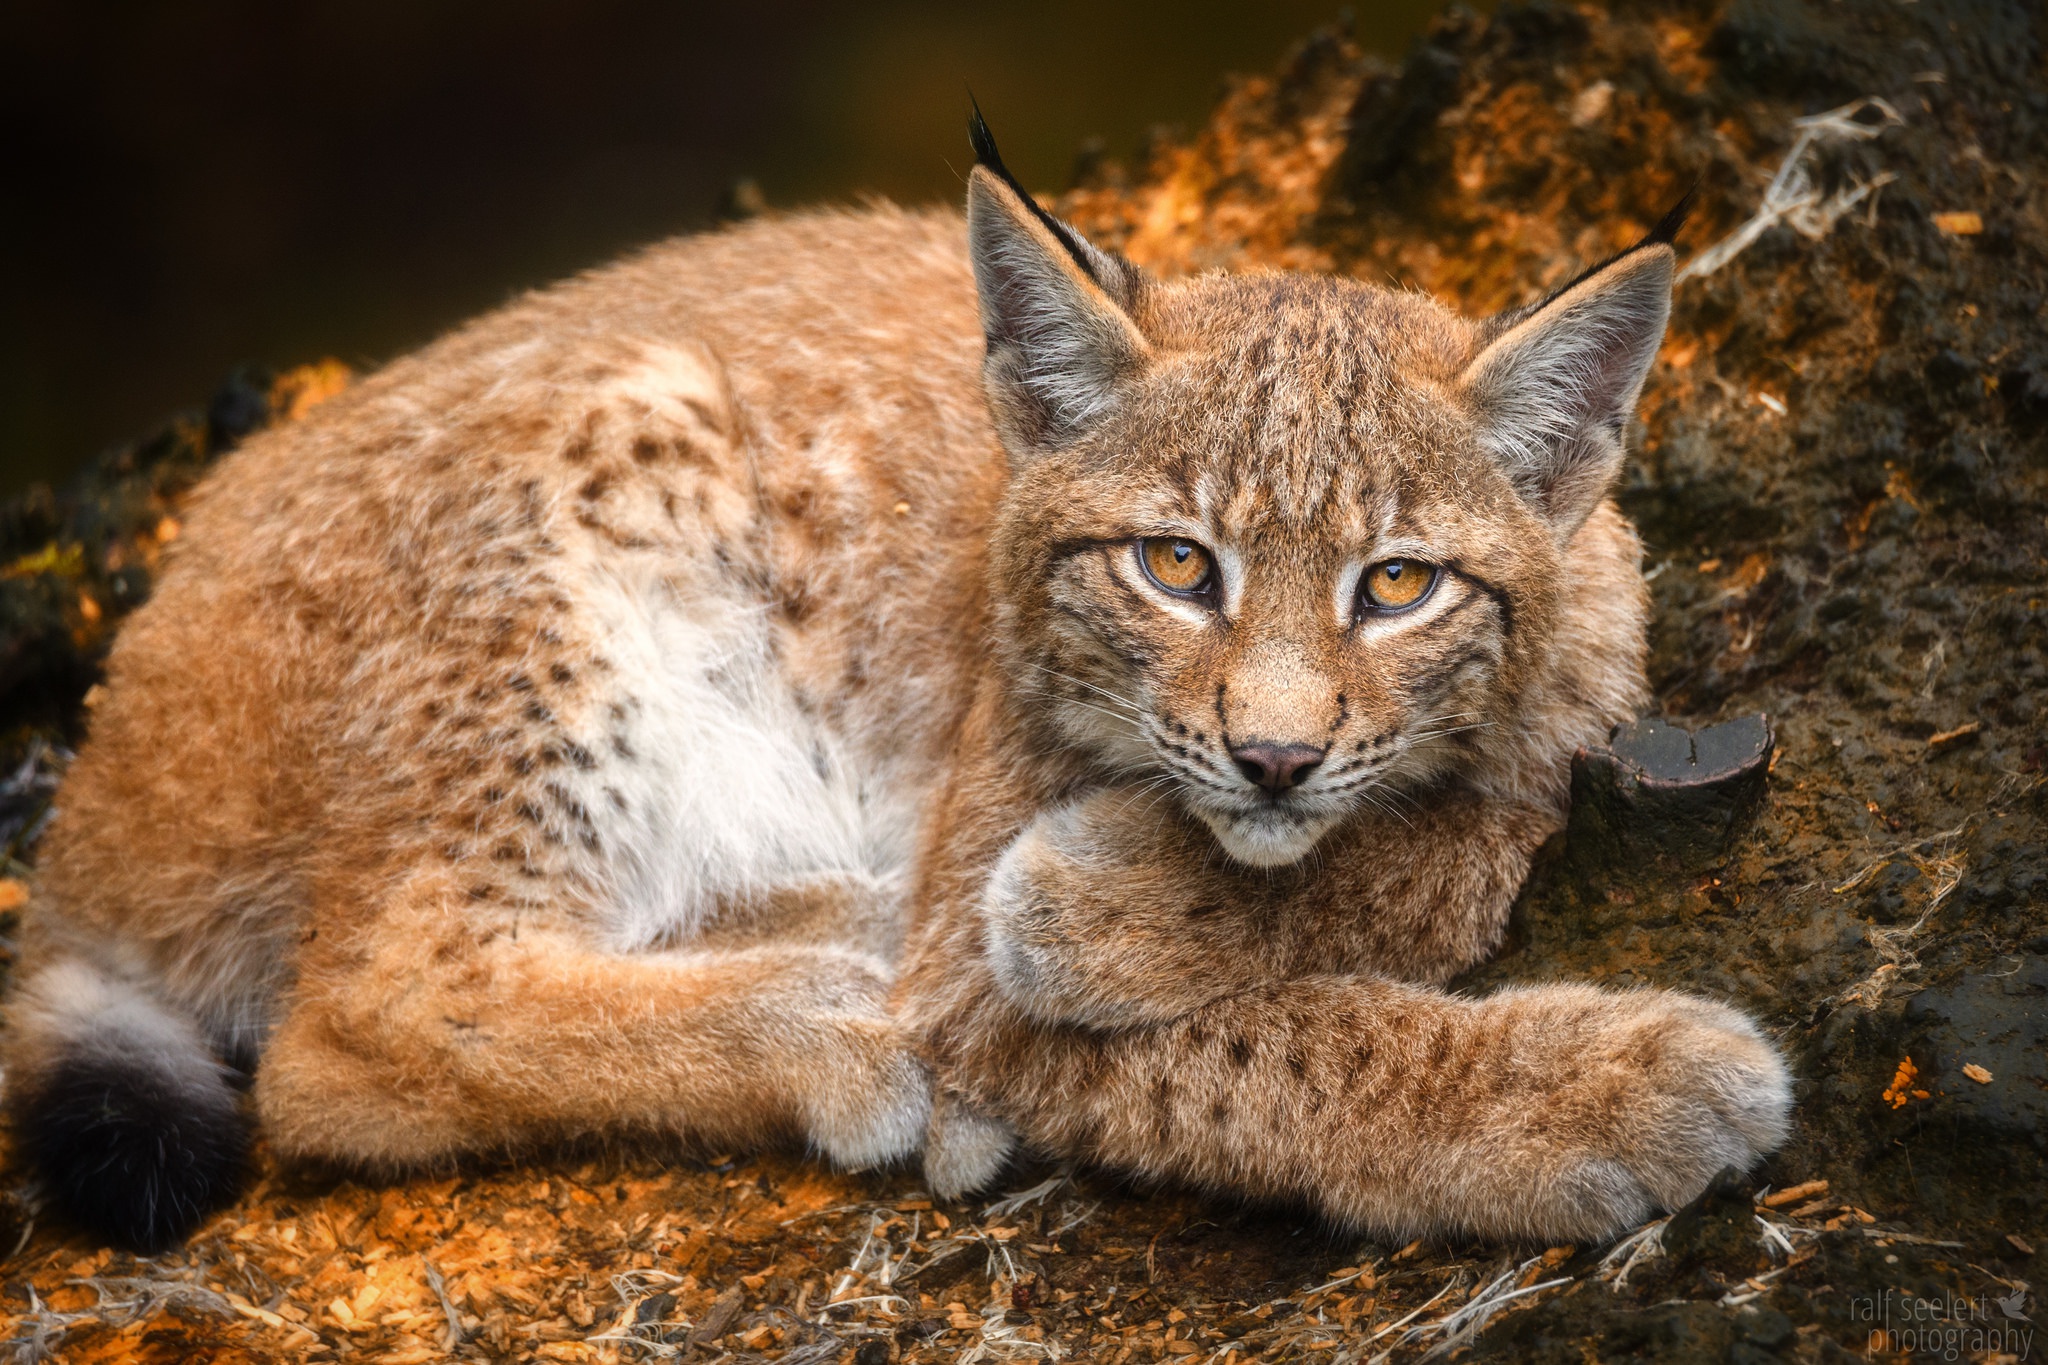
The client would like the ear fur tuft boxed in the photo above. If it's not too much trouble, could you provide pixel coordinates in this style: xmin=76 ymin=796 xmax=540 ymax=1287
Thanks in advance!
xmin=1461 ymin=245 xmax=1674 ymax=537
xmin=965 ymin=101 xmax=1141 ymax=310
xmin=965 ymin=102 xmax=1150 ymax=452
xmin=1642 ymin=182 xmax=1698 ymax=248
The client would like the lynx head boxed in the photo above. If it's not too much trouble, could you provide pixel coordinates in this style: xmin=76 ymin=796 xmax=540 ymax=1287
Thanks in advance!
xmin=968 ymin=121 xmax=1671 ymax=867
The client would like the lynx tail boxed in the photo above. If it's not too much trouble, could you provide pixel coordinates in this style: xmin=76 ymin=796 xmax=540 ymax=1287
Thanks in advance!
xmin=9 ymin=960 xmax=248 ymax=1251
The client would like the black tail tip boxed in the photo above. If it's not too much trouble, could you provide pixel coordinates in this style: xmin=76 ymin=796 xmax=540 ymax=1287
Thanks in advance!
xmin=14 ymin=1052 xmax=249 ymax=1254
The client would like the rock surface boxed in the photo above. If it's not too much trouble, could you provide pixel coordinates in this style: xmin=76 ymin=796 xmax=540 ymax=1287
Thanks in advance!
xmin=0 ymin=0 xmax=2044 ymax=1360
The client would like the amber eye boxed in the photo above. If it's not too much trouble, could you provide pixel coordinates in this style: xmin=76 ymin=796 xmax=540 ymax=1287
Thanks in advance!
xmin=1361 ymin=559 xmax=1438 ymax=612
xmin=1138 ymin=538 xmax=1216 ymax=596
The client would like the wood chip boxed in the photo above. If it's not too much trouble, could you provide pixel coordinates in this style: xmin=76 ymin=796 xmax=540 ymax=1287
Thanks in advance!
xmin=1932 ymin=211 xmax=1983 ymax=235
xmin=0 ymin=879 xmax=29 ymax=912
xmin=1929 ymin=722 xmax=1982 ymax=747
xmin=688 ymin=1285 xmax=743 ymax=1347
xmin=2010 ymin=1234 xmax=2036 ymax=1255
xmin=1762 ymin=1179 xmax=1830 ymax=1208
xmin=1963 ymin=1062 xmax=1994 ymax=1083
xmin=225 ymin=1294 xmax=287 ymax=1329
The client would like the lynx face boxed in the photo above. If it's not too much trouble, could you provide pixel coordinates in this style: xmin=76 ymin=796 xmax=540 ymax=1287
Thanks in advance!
xmin=968 ymin=163 xmax=1672 ymax=867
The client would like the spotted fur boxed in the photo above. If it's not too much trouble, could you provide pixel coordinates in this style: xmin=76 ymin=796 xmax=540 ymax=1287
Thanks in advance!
xmin=900 ymin=167 xmax=1790 ymax=1240
xmin=5 ymin=157 xmax=1787 ymax=1251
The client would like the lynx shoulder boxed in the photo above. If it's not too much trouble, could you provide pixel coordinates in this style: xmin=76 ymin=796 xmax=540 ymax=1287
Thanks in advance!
xmin=5 ymin=124 xmax=1787 ymax=1253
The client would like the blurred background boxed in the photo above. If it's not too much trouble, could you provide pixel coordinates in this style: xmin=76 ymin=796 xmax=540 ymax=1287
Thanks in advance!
xmin=2 ymin=1 xmax=1450 ymax=496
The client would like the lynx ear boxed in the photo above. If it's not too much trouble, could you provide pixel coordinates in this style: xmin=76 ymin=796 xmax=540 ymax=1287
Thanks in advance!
xmin=966 ymin=115 xmax=1149 ymax=452
xmin=1460 ymin=242 xmax=1674 ymax=537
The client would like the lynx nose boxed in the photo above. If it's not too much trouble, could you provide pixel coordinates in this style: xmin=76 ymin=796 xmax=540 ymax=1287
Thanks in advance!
xmin=1230 ymin=742 xmax=1326 ymax=793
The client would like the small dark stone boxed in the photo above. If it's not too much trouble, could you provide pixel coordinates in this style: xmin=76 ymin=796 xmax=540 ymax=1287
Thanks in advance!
xmin=896 ymin=1318 xmax=947 ymax=1343
xmin=633 ymin=1292 xmax=676 ymax=1325
xmin=205 ymin=365 xmax=275 ymax=452
xmin=1735 ymin=1306 xmax=1796 ymax=1347
xmin=853 ymin=1339 xmax=891 ymax=1365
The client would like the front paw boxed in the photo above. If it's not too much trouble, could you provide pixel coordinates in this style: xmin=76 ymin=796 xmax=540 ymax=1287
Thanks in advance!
xmin=780 ymin=952 xmax=932 ymax=1168
xmin=801 ymin=1013 xmax=933 ymax=1170
xmin=1524 ymin=992 xmax=1793 ymax=1239
xmin=980 ymin=809 xmax=1189 ymax=1031
xmin=979 ymin=822 xmax=1091 ymax=1024
xmin=1618 ymin=994 xmax=1793 ymax=1199
xmin=923 ymin=1090 xmax=1017 ymax=1198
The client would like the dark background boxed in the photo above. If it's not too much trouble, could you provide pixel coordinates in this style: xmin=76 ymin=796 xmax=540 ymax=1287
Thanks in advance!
xmin=2 ymin=0 xmax=1448 ymax=497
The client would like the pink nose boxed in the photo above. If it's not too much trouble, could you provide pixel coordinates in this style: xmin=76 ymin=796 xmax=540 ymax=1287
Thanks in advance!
xmin=1229 ymin=743 xmax=1326 ymax=792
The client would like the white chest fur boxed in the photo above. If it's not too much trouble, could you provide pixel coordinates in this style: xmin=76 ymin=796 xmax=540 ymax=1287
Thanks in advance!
xmin=563 ymin=555 xmax=917 ymax=953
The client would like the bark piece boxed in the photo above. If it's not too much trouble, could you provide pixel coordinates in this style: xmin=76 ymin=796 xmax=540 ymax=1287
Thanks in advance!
xmin=1565 ymin=714 xmax=1774 ymax=877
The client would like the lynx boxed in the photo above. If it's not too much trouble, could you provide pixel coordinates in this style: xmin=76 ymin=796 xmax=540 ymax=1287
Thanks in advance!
xmin=6 ymin=119 xmax=1790 ymax=1253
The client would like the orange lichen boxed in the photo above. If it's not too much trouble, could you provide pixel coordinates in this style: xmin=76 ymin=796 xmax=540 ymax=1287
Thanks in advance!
xmin=1881 ymin=1056 xmax=1921 ymax=1109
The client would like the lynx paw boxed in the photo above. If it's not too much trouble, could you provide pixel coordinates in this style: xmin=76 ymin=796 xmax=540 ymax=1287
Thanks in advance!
xmin=923 ymin=1092 xmax=1017 ymax=1198
xmin=1537 ymin=993 xmax=1792 ymax=1239
xmin=801 ymin=1018 xmax=933 ymax=1170
xmin=980 ymin=813 xmax=1155 ymax=1030
xmin=980 ymin=823 xmax=1073 ymax=1018
xmin=1620 ymin=994 xmax=1793 ymax=1202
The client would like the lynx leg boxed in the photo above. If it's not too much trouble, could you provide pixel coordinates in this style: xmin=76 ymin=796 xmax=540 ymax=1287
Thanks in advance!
xmin=924 ymin=971 xmax=1791 ymax=1242
xmin=692 ymin=870 xmax=908 ymax=957
xmin=257 ymin=894 xmax=929 ymax=1173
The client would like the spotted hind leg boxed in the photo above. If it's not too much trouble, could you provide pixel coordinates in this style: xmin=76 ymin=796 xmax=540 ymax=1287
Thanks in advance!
xmin=256 ymin=881 xmax=929 ymax=1173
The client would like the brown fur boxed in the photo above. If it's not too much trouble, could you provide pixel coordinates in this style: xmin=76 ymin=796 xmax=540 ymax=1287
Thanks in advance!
xmin=902 ymin=168 xmax=1788 ymax=1240
xmin=14 ymin=208 xmax=994 ymax=1179
xmin=6 ymin=165 xmax=1788 ymax=1248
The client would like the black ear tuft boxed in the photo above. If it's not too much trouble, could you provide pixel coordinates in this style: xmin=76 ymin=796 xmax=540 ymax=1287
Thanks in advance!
xmin=966 ymin=97 xmax=1106 ymax=285
xmin=967 ymin=97 xmax=1005 ymax=174
xmin=1641 ymin=180 xmax=1699 ymax=248
xmin=1488 ymin=181 xmax=1693 ymax=338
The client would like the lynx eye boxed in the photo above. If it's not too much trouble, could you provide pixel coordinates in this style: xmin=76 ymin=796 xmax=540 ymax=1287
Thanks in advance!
xmin=1138 ymin=538 xmax=1215 ymax=597
xmin=1360 ymin=559 xmax=1438 ymax=612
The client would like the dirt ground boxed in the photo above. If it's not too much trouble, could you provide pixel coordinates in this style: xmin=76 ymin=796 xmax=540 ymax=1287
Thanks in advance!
xmin=0 ymin=0 xmax=2043 ymax=1360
